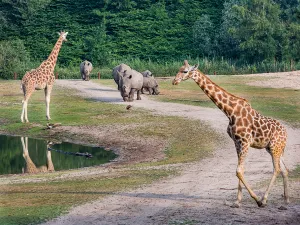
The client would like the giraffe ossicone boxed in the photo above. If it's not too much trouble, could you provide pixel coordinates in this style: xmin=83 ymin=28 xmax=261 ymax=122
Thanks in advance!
xmin=20 ymin=31 xmax=68 ymax=123
xmin=173 ymin=60 xmax=289 ymax=208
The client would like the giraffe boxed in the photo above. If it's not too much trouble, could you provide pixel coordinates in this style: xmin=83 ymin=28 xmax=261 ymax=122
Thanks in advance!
xmin=20 ymin=31 xmax=68 ymax=123
xmin=172 ymin=60 xmax=289 ymax=208
xmin=21 ymin=137 xmax=55 ymax=174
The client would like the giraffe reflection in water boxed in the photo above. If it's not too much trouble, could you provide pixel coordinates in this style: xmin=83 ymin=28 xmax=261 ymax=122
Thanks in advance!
xmin=21 ymin=137 xmax=55 ymax=174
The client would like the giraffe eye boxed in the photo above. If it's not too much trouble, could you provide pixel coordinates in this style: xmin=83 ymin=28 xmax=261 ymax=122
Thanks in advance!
xmin=183 ymin=71 xmax=188 ymax=73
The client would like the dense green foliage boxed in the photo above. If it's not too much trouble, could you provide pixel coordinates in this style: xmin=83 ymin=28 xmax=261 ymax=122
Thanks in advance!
xmin=1 ymin=0 xmax=300 ymax=79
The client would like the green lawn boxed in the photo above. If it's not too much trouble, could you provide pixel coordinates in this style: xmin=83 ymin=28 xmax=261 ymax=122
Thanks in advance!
xmin=0 ymin=76 xmax=299 ymax=225
xmin=0 ymin=80 xmax=219 ymax=225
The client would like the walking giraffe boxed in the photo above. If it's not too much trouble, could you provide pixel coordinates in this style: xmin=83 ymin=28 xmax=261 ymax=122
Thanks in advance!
xmin=21 ymin=31 xmax=68 ymax=123
xmin=172 ymin=60 xmax=289 ymax=208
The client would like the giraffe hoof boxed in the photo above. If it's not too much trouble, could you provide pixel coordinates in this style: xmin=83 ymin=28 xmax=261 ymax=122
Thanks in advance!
xmin=257 ymin=201 xmax=266 ymax=208
xmin=230 ymin=202 xmax=241 ymax=208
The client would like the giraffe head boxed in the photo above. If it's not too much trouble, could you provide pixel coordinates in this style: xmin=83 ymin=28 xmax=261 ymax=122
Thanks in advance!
xmin=57 ymin=31 xmax=68 ymax=41
xmin=172 ymin=60 xmax=199 ymax=85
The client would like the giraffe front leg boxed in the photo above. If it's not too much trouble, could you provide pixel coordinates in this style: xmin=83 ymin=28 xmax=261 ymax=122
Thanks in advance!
xmin=231 ymin=174 xmax=243 ymax=208
xmin=234 ymin=144 xmax=261 ymax=207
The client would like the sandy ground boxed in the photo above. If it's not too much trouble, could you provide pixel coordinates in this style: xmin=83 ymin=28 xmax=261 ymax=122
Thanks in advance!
xmin=43 ymin=72 xmax=300 ymax=225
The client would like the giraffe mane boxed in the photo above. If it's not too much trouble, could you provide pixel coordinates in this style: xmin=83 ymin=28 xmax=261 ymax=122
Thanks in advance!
xmin=198 ymin=70 xmax=250 ymax=105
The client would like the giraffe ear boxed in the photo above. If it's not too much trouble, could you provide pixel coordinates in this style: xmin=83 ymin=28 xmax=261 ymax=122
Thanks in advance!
xmin=191 ymin=64 xmax=199 ymax=71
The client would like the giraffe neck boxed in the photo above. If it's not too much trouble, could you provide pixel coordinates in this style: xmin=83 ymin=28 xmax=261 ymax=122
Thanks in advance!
xmin=191 ymin=70 xmax=249 ymax=119
xmin=45 ymin=37 xmax=64 ymax=72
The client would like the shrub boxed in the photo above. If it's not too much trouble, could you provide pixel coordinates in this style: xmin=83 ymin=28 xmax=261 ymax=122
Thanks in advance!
xmin=0 ymin=39 xmax=32 ymax=79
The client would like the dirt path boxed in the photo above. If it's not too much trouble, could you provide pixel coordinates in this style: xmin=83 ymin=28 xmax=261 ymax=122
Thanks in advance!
xmin=43 ymin=76 xmax=300 ymax=225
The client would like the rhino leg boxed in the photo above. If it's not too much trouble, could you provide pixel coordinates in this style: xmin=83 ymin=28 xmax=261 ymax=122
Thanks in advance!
xmin=136 ymin=89 xmax=142 ymax=100
xmin=129 ymin=89 xmax=135 ymax=102
xmin=148 ymin=88 xmax=152 ymax=95
xmin=153 ymin=88 xmax=160 ymax=95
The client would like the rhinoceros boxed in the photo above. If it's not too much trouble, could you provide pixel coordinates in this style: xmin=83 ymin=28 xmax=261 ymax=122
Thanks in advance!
xmin=141 ymin=70 xmax=153 ymax=77
xmin=80 ymin=60 xmax=93 ymax=81
xmin=112 ymin=63 xmax=131 ymax=90
xmin=141 ymin=76 xmax=160 ymax=95
xmin=118 ymin=69 xmax=143 ymax=102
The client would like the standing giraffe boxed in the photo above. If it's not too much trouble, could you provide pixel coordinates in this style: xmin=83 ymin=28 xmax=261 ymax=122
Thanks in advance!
xmin=20 ymin=31 xmax=68 ymax=123
xmin=172 ymin=60 xmax=289 ymax=208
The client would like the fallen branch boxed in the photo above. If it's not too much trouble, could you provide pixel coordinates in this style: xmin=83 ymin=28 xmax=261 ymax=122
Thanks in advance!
xmin=48 ymin=147 xmax=93 ymax=158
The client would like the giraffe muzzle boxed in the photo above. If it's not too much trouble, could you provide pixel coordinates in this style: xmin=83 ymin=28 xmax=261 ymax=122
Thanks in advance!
xmin=172 ymin=79 xmax=180 ymax=85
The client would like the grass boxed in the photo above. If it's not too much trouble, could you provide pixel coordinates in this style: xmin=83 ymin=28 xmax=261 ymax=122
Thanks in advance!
xmin=0 ymin=75 xmax=299 ymax=224
xmin=0 ymin=169 xmax=172 ymax=225
xmin=0 ymin=80 xmax=219 ymax=224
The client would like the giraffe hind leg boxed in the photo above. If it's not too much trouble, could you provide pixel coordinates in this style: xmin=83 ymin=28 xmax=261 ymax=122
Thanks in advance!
xmin=44 ymin=85 xmax=53 ymax=120
xmin=280 ymin=157 xmax=289 ymax=204
xmin=21 ymin=97 xmax=30 ymax=123
xmin=21 ymin=85 xmax=26 ymax=122
xmin=21 ymin=84 xmax=33 ymax=123
xmin=260 ymin=154 xmax=281 ymax=207
xmin=21 ymin=101 xmax=26 ymax=123
xmin=21 ymin=100 xmax=29 ymax=123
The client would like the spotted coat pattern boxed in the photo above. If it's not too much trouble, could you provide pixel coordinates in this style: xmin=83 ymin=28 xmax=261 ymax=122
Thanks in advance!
xmin=20 ymin=32 xmax=67 ymax=123
xmin=172 ymin=60 xmax=289 ymax=208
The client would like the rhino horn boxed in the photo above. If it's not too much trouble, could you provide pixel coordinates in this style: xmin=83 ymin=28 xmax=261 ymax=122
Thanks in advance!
xmin=117 ymin=70 xmax=123 ymax=78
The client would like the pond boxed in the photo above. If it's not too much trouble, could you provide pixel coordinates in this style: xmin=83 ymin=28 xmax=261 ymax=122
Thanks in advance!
xmin=0 ymin=135 xmax=117 ymax=175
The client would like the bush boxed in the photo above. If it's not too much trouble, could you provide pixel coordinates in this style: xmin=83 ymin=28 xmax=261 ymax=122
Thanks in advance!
xmin=0 ymin=39 xmax=33 ymax=79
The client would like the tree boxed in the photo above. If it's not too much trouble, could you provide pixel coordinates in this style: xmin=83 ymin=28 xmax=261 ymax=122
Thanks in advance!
xmin=192 ymin=15 xmax=215 ymax=57
xmin=83 ymin=24 xmax=112 ymax=66
xmin=0 ymin=39 xmax=31 ymax=79
xmin=219 ymin=0 xmax=242 ymax=59
xmin=220 ymin=0 xmax=283 ymax=63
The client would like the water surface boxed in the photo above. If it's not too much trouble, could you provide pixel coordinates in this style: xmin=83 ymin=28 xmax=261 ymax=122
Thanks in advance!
xmin=0 ymin=135 xmax=117 ymax=175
